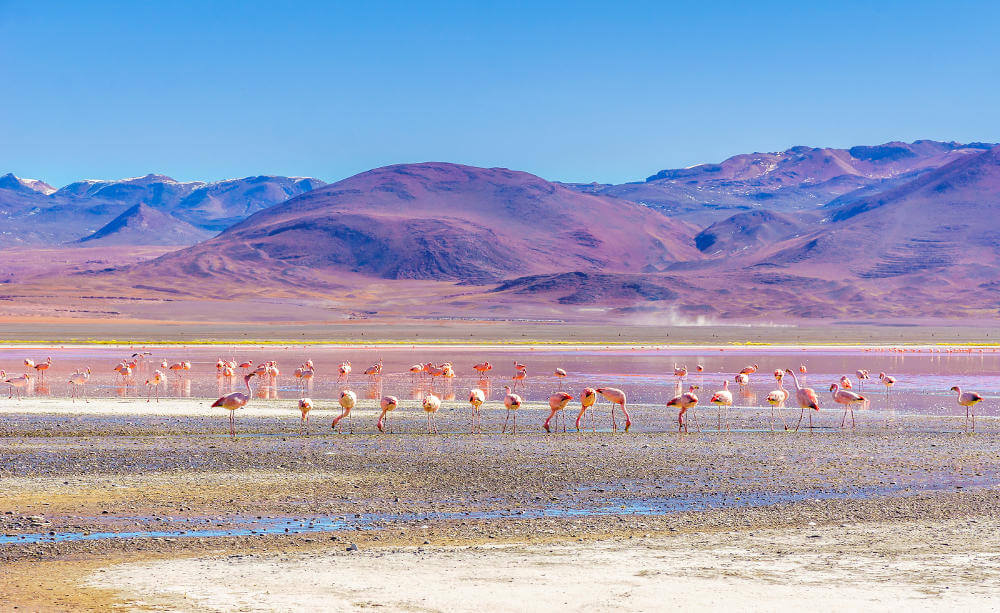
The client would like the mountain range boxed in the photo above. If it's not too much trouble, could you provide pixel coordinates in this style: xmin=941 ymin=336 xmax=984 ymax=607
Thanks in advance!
xmin=3 ymin=139 xmax=999 ymax=321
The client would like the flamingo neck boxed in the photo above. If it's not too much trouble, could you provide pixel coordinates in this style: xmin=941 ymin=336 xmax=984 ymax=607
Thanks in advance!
xmin=788 ymin=371 xmax=802 ymax=390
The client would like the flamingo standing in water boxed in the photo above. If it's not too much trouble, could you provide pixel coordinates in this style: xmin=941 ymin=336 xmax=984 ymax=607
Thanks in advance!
xmin=765 ymin=384 xmax=790 ymax=431
xmin=710 ymin=381 xmax=734 ymax=431
xmin=145 ymin=369 xmax=167 ymax=402
xmin=68 ymin=368 xmax=91 ymax=402
xmin=673 ymin=365 xmax=688 ymax=390
xmin=422 ymin=394 xmax=441 ymax=434
xmin=511 ymin=367 xmax=526 ymax=392
xmin=879 ymin=372 xmax=896 ymax=405
xmin=668 ymin=385 xmax=700 ymax=433
xmin=544 ymin=391 xmax=573 ymax=433
xmin=553 ymin=368 xmax=568 ymax=390
xmin=409 ymin=364 xmax=425 ymax=382
xmin=735 ymin=373 xmax=750 ymax=391
xmin=5 ymin=373 xmax=31 ymax=399
xmin=785 ymin=369 xmax=819 ymax=432
xmin=856 ymin=369 xmax=870 ymax=391
xmin=740 ymin=364 xmax=759 ymax=376
xmin=468 ymin=388 xmax=486 ymax=433
xmin=364 ymin=359 xmax=383 ymax=381
xmin=238 ymin=360 xmax=253 ymax=373
xmin=951 ymin=386 xmax=984 ymax=432
xmin=596 ymin=387 xmax=630 ymax=433
xmin=576 ymin=387 xmax=597 ymax=432
xmin=33 ymin=357 xmax=52 ymax=381
xmin=338 ymin=361 xmax=352 ymax=384
xmin=502 ymin=385 xmax=522 ymax=434
xmin=830 ymin=383 xmax=866 ymax=429
xmin=298 ymin=398 xmax=314 ymax=435
xmin=473 ymin=362 xmax=492 ymax=379
xmin=377 ymin=395 xmax=398 ymax=433
xmin=839 ymin=375 xmax=853 ymax=390
xmin=211 ymin=373 xmax=256 ymax=438
xmin=332 ymin=390 xmax=357 ymax=433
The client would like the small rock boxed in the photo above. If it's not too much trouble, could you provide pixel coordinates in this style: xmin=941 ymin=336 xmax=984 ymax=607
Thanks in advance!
xmin=346 ymin=542 xmax=358 ymax=551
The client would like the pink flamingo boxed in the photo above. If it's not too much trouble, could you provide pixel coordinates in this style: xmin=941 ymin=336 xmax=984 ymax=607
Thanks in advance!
xmin=596 ymin=387 xmax=631 ymax=433
xmin=544 ymin=391 xmax=573 ymax=433
xmin=785 ymin=369 xmax=819 ymax=432
xmin=332 ymin=390 xmax=357 ymax=433
xmin=33 ymin=357 xmax=52 ymax=380
xmin=951 ymin=386 xmax=984 ymax=432
xmin=739 ymin=363 xmax=758 ymax=375
xmin=576 ymin=387 xmax=597 ymax=432
xmin=502 ymin=385 xmax=522 ymax=434
xmin=5 ymin=373 xmax=31 ymax=399
xmin=338 ymin=361 xmax=352 ymax=384
xmin=668 ymin=385 xmax=700 ymax=432
xmin=710 ymin=381 xmax=733 ymax=431
xmin=554 ymin=368 xmax=568 ymax=390
xmin=734 ymin=373 xmax=749 ymax=391
xmin=298 ymin=398 xmax=314 ymax=435
xmin=766 ymin=384 xmax=789 ymax=431
xmin=422 ymin=394 xmax=441 ymax=434
xmin=473 ymin=362 xmax=492 ymax=378
xmin=377 ymin=395 xmax=399 ymax=433
xmin=511 ymin=367 xmax=526 ymax=392
xmin=830 ymin=383 xmax=866 ymax=428
xmin=856 ymin=369 xmax=870 ymax=391
xmin=468 ymin=388 xmax=486 ymax=433
xmin=145 ymin=369 xmax=167 ymax=402
xmin=364 ymin=359 xmax=383 ymax=381
xmin=839 ymin=375 xmax=853 ymax=390
xmin=211 ymin=373 xmax=256 ymax=438
xmin=68 ymin=368 xmax=91 ymax=403
xmin=879 ymin=372 xmax=896 ymax=404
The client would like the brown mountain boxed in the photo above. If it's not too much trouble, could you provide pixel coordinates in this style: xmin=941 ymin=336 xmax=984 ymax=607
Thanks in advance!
xmin=136 ymin=162 xmax=701 ymax=285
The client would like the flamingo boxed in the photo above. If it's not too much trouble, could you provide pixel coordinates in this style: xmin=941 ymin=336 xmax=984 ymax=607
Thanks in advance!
xmin=856 ymin=369 xmax=870 ymax=391
xmin=468 ymin=388 xmax=486 ymax=433
xmin=879 ymin=372 xmax=896 ymax=404
xmin=502 ymin=385 xmax=522 ymax=434
xmin=364 ymin=359 xmax=383 ymax=381
xmin=544 ymin=391 xmax=573 ymax=433
xmin=33 ymin=357 xmax=52 ymax=380
xmin=422 ymin=394 xmax=441 ymax=434
xmin=710 ymin=381 xmax=733 ymax=431
xmin=765 ymin=384 xmax=789 ymax=431
xmin=222 ymin=366 xmax=235 ymax=379
xmin=425 ymin=364 xmax=446 ymax=390
xmin=215 ymin=359 xmax=225 ymax=372
xmin=409 ymin=363 xmax=424 ymax=382
xmin=332 ymin=390 xmax=357 ymax=433
xmin=554 ymin=368 xmax=568 ymax=390
xmin=211 ymin=373 xmax=256 ymax=438
xmin=298 ymin=398 xmax=314 ymax=434
xmin=68 ymin=368 xmax=92 ymax=403
xmin=4 ymin=373 xmax=30 ymax=399
xmin=265 ymin=362 xmax=280 ymax=383
xmin=145 ymin=369 xmax=167 ymax=402
xmin=473 ymin=362 xmax=492 ymax=378
xmin=338 ymin=361 xmax=352 ymax=383
xmin=514 ymin=361 xmax=527 ymax=372
xmin=668 ymin=385 xmax=700 ymax=433
xmin=511 ymin=367 xmax=526 ymax=392
xmin=735 ymin=373 xmax=750 ymax=391
xmin=168 ymin=362 xmax=185 ymax=378
xmin=377 ymin=395 xmax=399 ymax=433
xmin=696 ymin=364 xmax=704 ymax=387
xmin=739 ymin=363 xmax=758 ymax=375
xmin=23 ymin=358 xmax=35 ymax=369
xmin=951 ymin=386 xmax=984 ymax=432
xmin=673 ymin=364 xmax=688 ymax=387
xmin=596 ymin=387 xmax=631 ymax=433
xmin=830 ymin=383 xmax=866 ymax=429
xmin=182 ymin=361 xmax=192 ymax=377
xmin=785 ymin=369 xmax=819 ymax=432
xmin=576 ymin=387 xmax=597 ymax=432
xmin=839 ymin=375 xmax=853 ymax=390
xmin=238 ymin=360 xmax=253 ymax=373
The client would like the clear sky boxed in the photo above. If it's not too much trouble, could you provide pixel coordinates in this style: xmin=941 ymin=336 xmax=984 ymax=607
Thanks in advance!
xmin=3 ymin=1 xmax=999 ymax=188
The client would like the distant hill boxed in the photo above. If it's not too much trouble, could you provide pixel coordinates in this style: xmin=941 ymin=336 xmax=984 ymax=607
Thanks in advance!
xmin=132 ymin=162 xmax=701 ymax=285
xmin=0 ymin=173 xmax=325 ymax=246
xmin=76 ymin=204 xmax=214 ymax=246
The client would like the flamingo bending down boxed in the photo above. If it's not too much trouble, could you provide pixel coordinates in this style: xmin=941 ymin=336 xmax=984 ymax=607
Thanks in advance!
xmin=735 ymin=373 xmax=750 ymax=391
xmin=332 ymin=390 xmax=357 ymax=433
xmin=211 ymin=373 xmax=256 ymax=438
xmin=468 ymin=388 xmax=486 ymax=433
xmin=422 ymin=394 xmax=441 ymax=434
xmin=377 ymin=395 xmax=398 ymax=433
xmin=596 ymin=387 xmax=631 ymax=433
xmin=668 ymin=385 xmax=700 ymax=433
xmin=338 ymin=361 xmax=352 ymax=383
xmin=830 ymin=384 xmax=866 ymax=429
xmin=544 ymin=392 xmax=573 ymax=433
xmin=576 ymin=387 xmax=597 ymax=432
xmin=145 ymin=370 xmax=167 ymax=402
xmin=298 ymin=398 xmax=314 ymax=435
xmin=839 ymin=375 xmax=853 ymax=390
xmin=68 ymin=368 xmax=92 ymax=403
xmin=765 ymin=384 xmax=789 ymax=431
xmin=785 ymin=369 xmax=819 ymax=432
xmin=951 ymin=386 xmax=984 ymax=432
xmin=502 ymin=385 xmax=522 ymax=434
xmin=710 ymin=381 xmax=734 ymax=431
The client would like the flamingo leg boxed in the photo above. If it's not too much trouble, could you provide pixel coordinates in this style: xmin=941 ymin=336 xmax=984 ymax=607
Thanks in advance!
xmin=794 ymin=408 xmax=804 ymax=432
xmin=503 ymin=409 xmax=510 ymax=434
xmin=620 ymin=403 xmax=631 ymax=433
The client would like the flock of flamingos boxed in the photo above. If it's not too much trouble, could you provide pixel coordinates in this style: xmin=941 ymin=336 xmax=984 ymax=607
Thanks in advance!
xmin=0 ymin=355 xmax=988 ymax=437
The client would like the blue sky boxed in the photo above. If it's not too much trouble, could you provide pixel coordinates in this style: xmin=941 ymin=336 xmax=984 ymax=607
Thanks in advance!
xmin=2 ymin=1 xmax=998 ymax=187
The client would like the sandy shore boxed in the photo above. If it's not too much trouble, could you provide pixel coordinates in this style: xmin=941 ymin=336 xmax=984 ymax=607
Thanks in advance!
xmin=2 ymin=402 xmax=999 ymax=610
